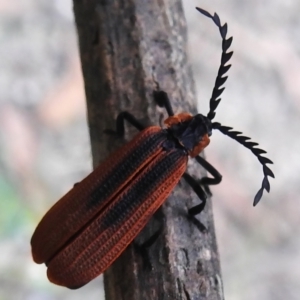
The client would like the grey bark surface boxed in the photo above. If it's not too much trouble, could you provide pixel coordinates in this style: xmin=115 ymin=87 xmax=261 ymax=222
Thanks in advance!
xmin=73 ymin=0 xmax=224 ymax=299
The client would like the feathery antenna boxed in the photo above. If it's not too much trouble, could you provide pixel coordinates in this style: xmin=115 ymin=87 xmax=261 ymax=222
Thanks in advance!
xmin=197 ymin=8 xmax=274 ymax=205
xmin=212 ymin=122 xmax=275 ymax=205
xmin=196 ymin=7 xmax=233 ymax=120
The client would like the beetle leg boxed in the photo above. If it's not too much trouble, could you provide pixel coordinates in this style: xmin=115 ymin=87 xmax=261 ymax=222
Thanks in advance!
xmin=134 ymin=229 xmax=161 ymax=271
xmin=183 ymin=156 xmax=222 ymax=216
xmin=153 ymin=90 xmax=174 ymax=117
xmin=140 ymin=227 xmax=162 ymax=249
xmin=182 ymin=173 xmax=207 ymax=216
xmin=194 ymin=155 xmax=222 ymax=186
xmin=105 ymin=111 xmax=145 ymax=137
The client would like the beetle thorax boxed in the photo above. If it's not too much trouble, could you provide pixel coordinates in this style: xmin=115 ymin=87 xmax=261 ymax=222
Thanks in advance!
xmin=164 ymin=113 xmax=212 ymax=157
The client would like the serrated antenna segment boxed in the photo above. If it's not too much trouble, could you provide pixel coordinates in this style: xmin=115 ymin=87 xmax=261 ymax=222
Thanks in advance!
xmin=196 ymin=7 xmax=233 ymax=120
xmin=212 ymin=122 xmax=274 ymax=206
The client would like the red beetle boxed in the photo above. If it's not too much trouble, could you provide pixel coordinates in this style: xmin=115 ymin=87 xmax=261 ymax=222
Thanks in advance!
xmin=31 ymin=7 xmax=274 ymax=289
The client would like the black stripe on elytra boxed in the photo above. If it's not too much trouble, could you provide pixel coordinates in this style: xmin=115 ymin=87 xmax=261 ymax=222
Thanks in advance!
xmin=44 ymin=130 xmax=168 ymax=266
xmin=86 ymin=130 xmax=168 ymax=210
xmin=100 ymin=149 xmax=186 ymax=230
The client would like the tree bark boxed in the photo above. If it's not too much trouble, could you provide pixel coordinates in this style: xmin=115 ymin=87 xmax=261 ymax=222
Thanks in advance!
xmin=73 ymin=0 xmax=224 ymax=299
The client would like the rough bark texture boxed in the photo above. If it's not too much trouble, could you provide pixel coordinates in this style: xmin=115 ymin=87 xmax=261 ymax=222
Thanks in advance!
xmin=73 ymin=0 xmax=224 ymax=299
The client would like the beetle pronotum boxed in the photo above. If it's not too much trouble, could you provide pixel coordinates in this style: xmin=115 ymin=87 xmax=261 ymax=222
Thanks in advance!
xmin=31 ymin=7 xmax=274 ymax=289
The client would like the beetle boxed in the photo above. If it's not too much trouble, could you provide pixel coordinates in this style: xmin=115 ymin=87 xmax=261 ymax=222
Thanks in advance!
xmin=31 ymin=7 xmax=274 ymax=289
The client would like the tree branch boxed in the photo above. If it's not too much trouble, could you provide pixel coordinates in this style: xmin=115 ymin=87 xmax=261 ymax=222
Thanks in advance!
xmin=73 ymin=0 xmax=223 ymax=299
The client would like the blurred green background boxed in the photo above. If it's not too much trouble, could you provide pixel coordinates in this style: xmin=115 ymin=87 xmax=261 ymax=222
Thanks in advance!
xmin=0 ymin=0 xmax=299 ymax=299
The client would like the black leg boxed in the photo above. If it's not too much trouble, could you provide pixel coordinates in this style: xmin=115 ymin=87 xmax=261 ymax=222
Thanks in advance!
xmin=194 ymin=156 xmax=222 ymax=186
xmin=182 ymin=173 xmax=207 ymax=216
xmin=104 ymin=111 xmax=145 ymax=137
xmin=133 ymin=229 xmax=162 ymax=271
xmin=138 ymin=227 xmax=162 ymax=249
xmin=153 ymin=90 xmax=174 ymax=117
xmin=183 ymin=156 xmax=222 ymax=216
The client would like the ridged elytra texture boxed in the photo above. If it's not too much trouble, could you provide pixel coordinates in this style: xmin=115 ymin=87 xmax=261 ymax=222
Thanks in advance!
xmin=31 ymin=126 xmax=188 ymax=288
